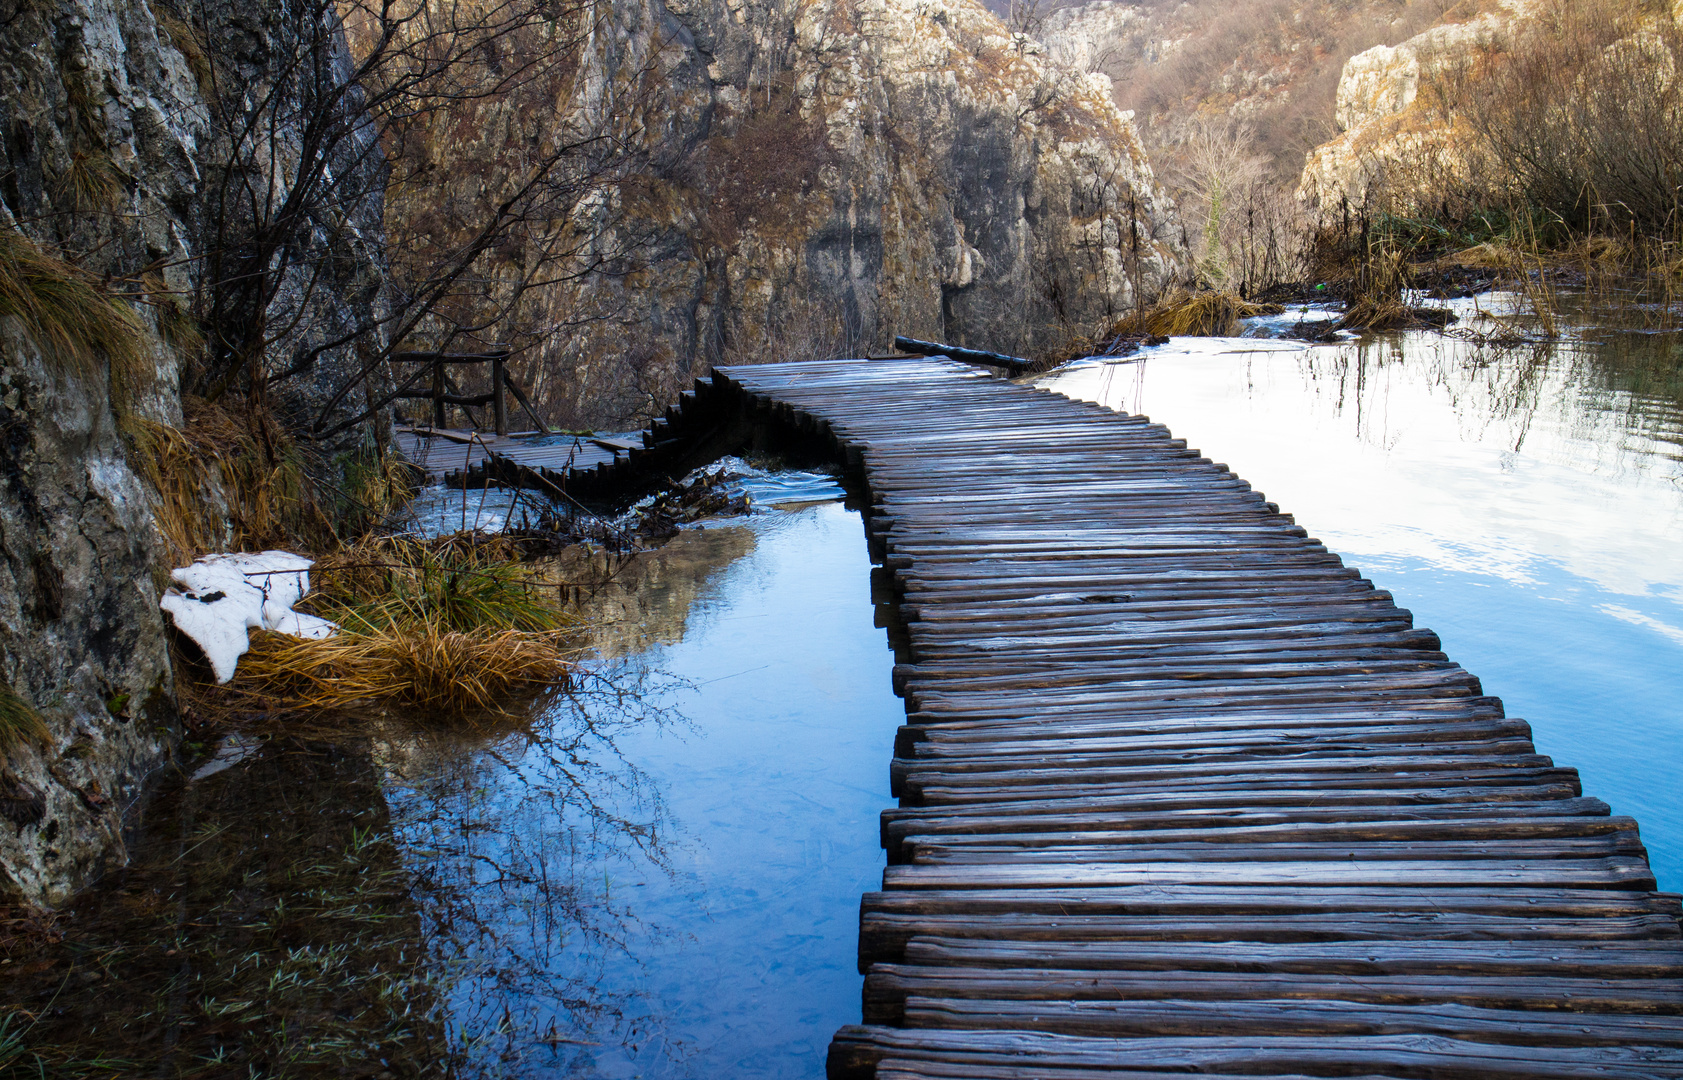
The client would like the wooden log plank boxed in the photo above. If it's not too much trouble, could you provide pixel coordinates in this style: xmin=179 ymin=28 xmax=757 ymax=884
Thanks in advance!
xmin=904 ymin=836 xmax=1648 ymax=867
xmin=900 ymin=996 xmax=1683 ymax=1045
xmin=860 ymin=886 xmax=1683 ymax=920
xmin=881 ymin=857 xmax=1658 ymax=891
xmin=860 ymin=966 xmax=1683 ymax=1020
xmin=860 ymin=912 xmax=1683 ymax=968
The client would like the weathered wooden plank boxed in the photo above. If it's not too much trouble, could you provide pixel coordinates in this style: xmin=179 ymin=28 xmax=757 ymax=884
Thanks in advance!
xmin=687 ymin=361 xmax=1683 ymax=1075
xmin=861 ymin=967 xmax=1683 ymax=1020
xmin=900 ymin=996 xmax=1683 ymax=1045
xmin=904 ymin=836 xmax=1648 ymax=867
xmin=860 ymin=912 xmax=1682 ymax=968
xmin=882 ymin=857 xmax=1657 ymax=891
xmin=860 ymin=886 xmax=1683 ymax=920
xmin=900 ymin=936 xmax=1683 ymax=977
xmin=833 ymin=1026 xmax=1683 ymax=1078
xmin=881 ymin=799 xmax=1614 ymax=850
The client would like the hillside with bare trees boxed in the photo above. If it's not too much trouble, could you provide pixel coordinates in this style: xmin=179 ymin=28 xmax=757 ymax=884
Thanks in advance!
xmin=1027 ymin=0 xmax=1507 ymax=285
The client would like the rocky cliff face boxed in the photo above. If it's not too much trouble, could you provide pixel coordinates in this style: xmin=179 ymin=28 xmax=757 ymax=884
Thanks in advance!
xmin=428 ymin=0 xmax=1186 ymax=427
xmin=1298 ymin=0 xmax=1683 ymax=215
xmin=1297 ymin=8 xmax=1514 ymax=210
xmin=1037 ymin=0 xmax=1501 ymax=179
xmin=0 ymin=0 xmax=1176 ymax=902
xmin=0 ymin=0 xmax=388 ymax=904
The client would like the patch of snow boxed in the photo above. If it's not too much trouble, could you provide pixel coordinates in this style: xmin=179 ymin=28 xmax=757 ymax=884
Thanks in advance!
xmin=159 ymin=551 xmax=337 ymax=683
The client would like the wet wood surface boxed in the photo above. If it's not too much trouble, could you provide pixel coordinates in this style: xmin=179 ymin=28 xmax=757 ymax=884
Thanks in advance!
xmin=393 ymin=427 xmax=629 ymax=481
xmin=691 ymin=358 xmax=1683 ymax=1079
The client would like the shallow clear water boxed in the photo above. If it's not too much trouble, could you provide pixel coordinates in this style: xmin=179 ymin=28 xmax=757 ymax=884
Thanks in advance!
xmin=11 ymin=476 xmax=897 ymax=1078
xmin=407 ymin=497 xmax=902 ymax=1077
xmin=16 ymin=312 xmax=1683 ymax=1075
xmin=1037 ymin=323 xmax=1683 ymax=887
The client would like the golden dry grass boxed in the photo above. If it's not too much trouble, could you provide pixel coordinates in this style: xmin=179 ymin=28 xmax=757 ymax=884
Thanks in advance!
xmin=218 ymin=535 xmax=581 ymax=720
xmin=1106 ymin=290 xmax=1284 ymax=338
xmin=304 ymin=535 xmax=572 ymax=634
xmin=123 ymin=416 xmax=226 ymax=563
xmin=56 ymin=151 xmax=122 ymax=214
xmin=125 ymin=399 xmax=417 ymax=564
xmin=0 ymin=681 xmax=49 ymax=767
xmin=233 ymin=624 xmax=579 ymax=716
xmin=0 ymin=226 xmax=147 ymax=380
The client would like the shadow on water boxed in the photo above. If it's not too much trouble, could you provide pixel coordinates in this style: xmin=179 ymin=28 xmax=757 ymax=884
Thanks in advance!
xmin=2 ymin=528 xmax=760 ymax=1077
xmin=5 ymin=667 xmax=696 ymax=1077
xmin=4 ymin=735 xmax=452 ymax=1076
xmin=6 ymin=466 xmax=891 ymax=1079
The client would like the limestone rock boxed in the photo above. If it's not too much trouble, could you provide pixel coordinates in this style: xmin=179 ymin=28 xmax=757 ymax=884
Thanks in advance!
xmin=1299 ymin=11 xmax=1513 ymax=210
xmin=0 ymin=0 xmax=387 ymax=903
xmin=421 ymin=0 xmax=1187 ymax=427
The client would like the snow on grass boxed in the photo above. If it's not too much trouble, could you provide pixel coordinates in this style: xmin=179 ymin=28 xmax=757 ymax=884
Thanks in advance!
xmin=160 ymin=551 xmax=337 ymax=682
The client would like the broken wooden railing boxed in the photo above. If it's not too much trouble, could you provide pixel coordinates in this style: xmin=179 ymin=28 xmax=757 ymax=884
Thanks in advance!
xmin=390 ymin=346 xmax=550 ymax=436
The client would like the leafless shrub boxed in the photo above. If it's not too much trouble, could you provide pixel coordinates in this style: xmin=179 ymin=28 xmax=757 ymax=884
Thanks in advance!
xmin=172 ymin=0 xmax=665 ymax=446
xmin=1465 ymin=0 xmax=1683 ymax=234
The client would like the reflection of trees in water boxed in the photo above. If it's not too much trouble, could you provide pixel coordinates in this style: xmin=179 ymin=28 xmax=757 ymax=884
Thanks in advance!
xmin=7 ymin=664 xmax=690 ymax=1078
xmin=377 ymin=660 xmax=692 ymax=1075
xmin=1568 ymin=334 xmax=1683 ymax=465
xmin=10 ymin=514 xmax=760 ymax=1077
xmin=1293 ymin=328 xmax=1683 ymax=472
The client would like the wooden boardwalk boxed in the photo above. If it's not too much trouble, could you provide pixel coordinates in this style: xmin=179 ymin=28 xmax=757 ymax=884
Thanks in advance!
xmin=683 ymin=358 xmax=1683 ymax=1079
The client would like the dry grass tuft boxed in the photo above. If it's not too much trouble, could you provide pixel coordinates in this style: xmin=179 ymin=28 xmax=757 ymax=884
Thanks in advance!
xmin=234 ymin=624 xmax=578 ymax=716
xmin=222 ymin=535 xmax=581 ymax=720
xmin=0 ymin=226 xmax=148 ymax=380
xmin=56 ymin=151 xmax=122 ymax=214
xmin=123 ymin=398 xmax=421 ymax=564
xmin=124 ymin=401 xmax=332 ymax=564
xmin=1105 ymin=290 xmax=1284 ymax=338
xmin=156 ymin=8 xmax=214 ymax=95
xmin=1333 ymin=298 xmax=1455 ymax=333
xmin=0 ymin=681 xmax=49 ymax=767
xmin=122 ymin=415 xmax=227 ymax=563
xmin=140 ymin=272 xmax=204 ymax=362
xmin=304 ymin=535 xmax=572 ymax=636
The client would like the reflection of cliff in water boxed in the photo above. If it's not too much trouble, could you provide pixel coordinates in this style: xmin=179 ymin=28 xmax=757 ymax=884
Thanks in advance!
xmin=566 ymin=526 xmax=757 ymax=658
xmin=7 ymin=664 xmax=691 ymax=1076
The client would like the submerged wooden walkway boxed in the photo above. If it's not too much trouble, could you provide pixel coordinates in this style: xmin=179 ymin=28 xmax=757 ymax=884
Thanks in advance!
xmin=393 ymin=427 xmax=636 ymax=483
xmin=681 ymin=358 xmax=1683 ymax=1079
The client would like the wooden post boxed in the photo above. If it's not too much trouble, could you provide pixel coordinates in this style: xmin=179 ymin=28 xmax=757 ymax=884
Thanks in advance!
xmin=491 ymin=352 xmax=508 ymax=436
xmin=431 ymin=357 xmax=446 ymax=429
